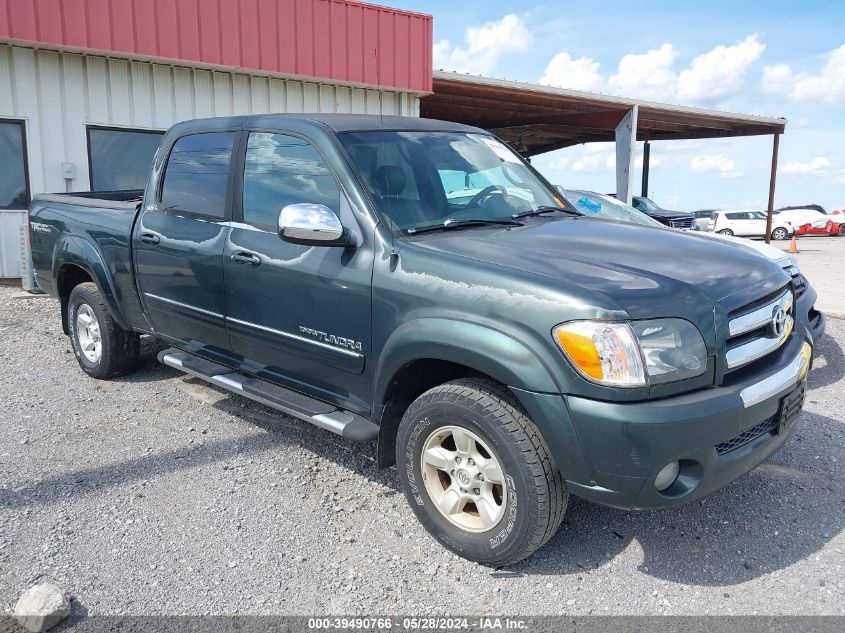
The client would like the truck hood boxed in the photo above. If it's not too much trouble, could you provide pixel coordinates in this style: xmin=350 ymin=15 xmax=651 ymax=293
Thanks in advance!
xmin=646 ymin=209 xmax=693 ymax=221
xmin=409 ymin=217 xmax=787 ymax=320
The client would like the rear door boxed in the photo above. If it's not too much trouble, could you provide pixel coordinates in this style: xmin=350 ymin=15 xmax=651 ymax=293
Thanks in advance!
xmin=725 ymin=212 xmax=749 ymax=235
xmin=133 ymin=130 xmax=238 ymax=361
xmin=223 ymin=130 xmax=374 ymax=413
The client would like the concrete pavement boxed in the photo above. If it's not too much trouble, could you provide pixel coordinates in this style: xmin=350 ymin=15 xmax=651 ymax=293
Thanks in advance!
xmin=774 ymin=235 xmax=845 ymax=317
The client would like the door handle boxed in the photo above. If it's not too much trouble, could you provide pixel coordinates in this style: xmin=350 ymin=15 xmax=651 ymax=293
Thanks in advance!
xmin=231 ymin=251 xmax=261 ymax=266
xmin=140 ymin=232 xmax=160 ymax=245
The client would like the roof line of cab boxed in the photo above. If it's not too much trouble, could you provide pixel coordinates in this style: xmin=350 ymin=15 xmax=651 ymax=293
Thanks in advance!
xmin=166 ymin=114 xmax=486 ymax=136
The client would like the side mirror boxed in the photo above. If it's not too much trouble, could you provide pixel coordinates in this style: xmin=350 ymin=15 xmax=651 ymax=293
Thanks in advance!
xmin=278 ymin=203 xmax=348 ymax=247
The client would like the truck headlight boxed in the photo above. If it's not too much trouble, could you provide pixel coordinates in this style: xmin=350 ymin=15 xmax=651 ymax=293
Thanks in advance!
xmin=553 ymin=319 xmax=707 ymax=387
xmin=631 ymin=319 xmax=707 ymax=384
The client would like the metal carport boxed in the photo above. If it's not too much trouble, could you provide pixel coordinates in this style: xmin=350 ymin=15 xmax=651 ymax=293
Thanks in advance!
xmin=422 ymin=71 xmax=787 ymax=241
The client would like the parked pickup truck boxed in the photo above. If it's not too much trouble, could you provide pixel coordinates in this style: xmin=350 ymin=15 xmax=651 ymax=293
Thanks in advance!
xmin=29 ymin=115 xmax=821 ymax=566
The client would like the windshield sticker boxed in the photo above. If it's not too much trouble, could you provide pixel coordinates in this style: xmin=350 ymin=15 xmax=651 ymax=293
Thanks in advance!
xmin=476 ymin=136 xmax=521 ymax=163
xmin=576 ymin=197 xmax=602 ymax=214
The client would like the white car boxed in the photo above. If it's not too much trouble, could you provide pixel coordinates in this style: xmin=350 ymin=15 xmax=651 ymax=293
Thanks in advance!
xmin=709 ymin=210 xmax=793 ymax=240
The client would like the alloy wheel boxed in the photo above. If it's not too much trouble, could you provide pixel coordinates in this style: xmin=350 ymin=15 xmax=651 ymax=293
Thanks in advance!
xmin=76 ymin=303 xmax=102 ymax=363
xmin=420 ymin=425 xmax=507 ymax=532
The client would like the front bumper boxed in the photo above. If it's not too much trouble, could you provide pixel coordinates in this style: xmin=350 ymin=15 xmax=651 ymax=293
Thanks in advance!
xmin=548 ymin=334 xmax=812 ymax=510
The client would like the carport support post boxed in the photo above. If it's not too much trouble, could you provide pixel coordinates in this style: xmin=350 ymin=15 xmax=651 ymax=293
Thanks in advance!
xmin=641 ymin=140 xmax=651 ymax=197
xmin=615 ymin=105 xmax=638 ymax=204
xmin=765 ymin=133 xmax=780 ymax=244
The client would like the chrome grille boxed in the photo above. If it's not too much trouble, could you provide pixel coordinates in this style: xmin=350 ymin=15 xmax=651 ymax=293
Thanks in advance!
xmin=725 ymin=287 xmax=793 ymax=372
xmin=669 ymin=217 xmax=695 ymax=230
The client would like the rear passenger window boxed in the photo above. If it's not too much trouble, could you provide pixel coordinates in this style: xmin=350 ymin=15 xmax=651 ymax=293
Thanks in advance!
xmin=160 ymin=132 xmax=235 ymax=218
xmin=242 ymin=132 xmax=340 ymax=229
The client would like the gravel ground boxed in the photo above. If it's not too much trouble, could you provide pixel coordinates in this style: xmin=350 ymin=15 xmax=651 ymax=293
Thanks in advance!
xmin=1 ymin=285 xmax=843 ymax=616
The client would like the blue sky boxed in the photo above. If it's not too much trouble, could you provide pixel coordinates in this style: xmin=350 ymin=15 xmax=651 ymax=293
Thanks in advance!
xmin=391 ymin=0 xmax=845 ymax=211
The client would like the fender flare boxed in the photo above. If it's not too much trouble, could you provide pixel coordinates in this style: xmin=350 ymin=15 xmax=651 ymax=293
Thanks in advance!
xmin=52 ymin=235 xmax=132 ymax=332
xmin=373 ymin=317 xmax=563 ymax=408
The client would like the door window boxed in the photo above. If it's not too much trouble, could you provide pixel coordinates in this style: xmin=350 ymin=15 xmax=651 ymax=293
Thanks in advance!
xmin=87 ymin=126 xmax=164 ymax=190
xmin=0 ymin=119 xmax=30 ymax=209
xmin=160 ymin=132 xmax=235 ymax=218
xmin=242 ymin=132 xmax=340 ymax=230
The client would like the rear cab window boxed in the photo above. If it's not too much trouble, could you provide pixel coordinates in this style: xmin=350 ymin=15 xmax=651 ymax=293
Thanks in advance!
xmin=160 ymin=131 xmax=236 ymax=218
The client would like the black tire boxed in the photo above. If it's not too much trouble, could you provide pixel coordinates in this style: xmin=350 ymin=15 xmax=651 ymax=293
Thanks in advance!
xmin=717 ymin=229 xmax=734 ymax=236
xmin=771 ymin=227 xmax=789 ymax=240
xmin=67 ymin=282 xmax=140 ymax=379
xmin=396 ymin=378 xmax=567 ymax=566
xmin=838 ymin=224 xmax=844 ymax=236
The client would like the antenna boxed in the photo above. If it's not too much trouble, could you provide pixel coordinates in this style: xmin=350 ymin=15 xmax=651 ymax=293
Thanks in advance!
xmin=374 ymin=46 xmax=391 ymax=201
xmin=374 ymin=45 xmax=398 ymax=259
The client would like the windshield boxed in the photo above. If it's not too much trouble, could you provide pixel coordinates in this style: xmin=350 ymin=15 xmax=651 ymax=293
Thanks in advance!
xmin=567 ymin=191 xmax=663 ymax=227
xmin=338 ymin=131 xmax=564 ymax=232
xmin=634 ymin=197 xmax=660 ymax=212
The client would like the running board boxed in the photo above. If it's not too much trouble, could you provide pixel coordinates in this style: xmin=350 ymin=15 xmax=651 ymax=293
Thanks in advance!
xmin=158 ymin=349 xmax=378 ymax=441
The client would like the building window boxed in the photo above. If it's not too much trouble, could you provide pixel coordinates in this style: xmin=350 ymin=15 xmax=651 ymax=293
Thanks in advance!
xmin=0 ymin=119 xmax=30 ymax=209
xmin=242 ymin=132 xmax=340 ymax=229
xmin=87 ymin=126 xmax=164 ymax=191
xmin=160 ymin=132 xmax=235 ymax=218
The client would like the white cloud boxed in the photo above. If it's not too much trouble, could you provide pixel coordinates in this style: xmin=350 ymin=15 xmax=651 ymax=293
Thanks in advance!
xmin=539 ymin=52 xmax=603 ymax=91
xmin=677 ymin=34 xmax=765 ymax=101
xmin=577 ymin=34 xmax=766 ymax=104
xmin=571 ymin=152 xmax=613 ymax=172
xmin=837 ymin=169 xmax=845 ymax=185
xmin=608 ymin=44 xmax=679 ymax=100
xmin=761 ymin=44 xmax=845 ymax=105
xmin=690 ymin=154 xmax=743 ymax=178
xmin=433 ymin=14 xmax=531 ymax=76
xmin=780 ymin=156 xmax=831 ymax=175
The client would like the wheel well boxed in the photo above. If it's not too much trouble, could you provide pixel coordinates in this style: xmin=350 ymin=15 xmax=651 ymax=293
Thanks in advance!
xmin=57 ymin=265 xmax=93 ymax=334
xmin=375 ymin=358 xmax=497 ymax=468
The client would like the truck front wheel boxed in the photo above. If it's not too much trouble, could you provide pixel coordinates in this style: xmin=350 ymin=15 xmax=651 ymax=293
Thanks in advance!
xmin=396 ymin=378 xmax=567 ymax=566
xmin=68 ymin=283 xmax=140 ymax=379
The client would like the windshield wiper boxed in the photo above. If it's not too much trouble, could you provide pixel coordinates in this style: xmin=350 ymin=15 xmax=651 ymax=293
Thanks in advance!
xmin=511 ymin=205 xmax=584 ymax=219
xmin=406 ymin=218 xmax=524 ymax=235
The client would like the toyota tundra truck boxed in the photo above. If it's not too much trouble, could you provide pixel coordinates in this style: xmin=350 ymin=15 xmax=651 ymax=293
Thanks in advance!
xmin=28 ymin=114 xmax=823 ymax=566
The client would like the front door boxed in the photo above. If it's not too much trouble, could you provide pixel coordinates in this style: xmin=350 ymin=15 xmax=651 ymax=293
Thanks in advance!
xmin=223 ymin=131 xmax=374 ymax=414
xmin=134 ymin=130 xmax=237 ymax=362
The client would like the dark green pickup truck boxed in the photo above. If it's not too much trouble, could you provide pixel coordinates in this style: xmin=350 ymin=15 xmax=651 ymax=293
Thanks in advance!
xmin=29 ymin=114 xmax=822 ymax=566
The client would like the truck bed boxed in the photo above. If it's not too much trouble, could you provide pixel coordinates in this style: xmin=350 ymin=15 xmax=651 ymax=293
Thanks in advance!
xmin=28 ymin=191 xmax=147 ymax=331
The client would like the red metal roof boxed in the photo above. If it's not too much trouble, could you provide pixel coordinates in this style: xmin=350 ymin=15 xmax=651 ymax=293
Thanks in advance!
xmin=0 ymin=0 xmax=433 ymax=93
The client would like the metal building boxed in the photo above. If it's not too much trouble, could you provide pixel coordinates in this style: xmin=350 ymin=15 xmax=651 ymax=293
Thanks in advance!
xmin=0 ymin=0 xmax=432 ymax=278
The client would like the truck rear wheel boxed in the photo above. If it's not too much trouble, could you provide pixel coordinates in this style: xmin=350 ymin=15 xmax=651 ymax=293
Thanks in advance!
xmin=68 ymin=282 xmax=140 ymax=379
xmin=396 ymin=378 xmax=567 ymax=566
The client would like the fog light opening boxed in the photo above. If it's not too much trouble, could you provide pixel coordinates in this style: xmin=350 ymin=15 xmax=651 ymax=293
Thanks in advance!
xmin=655 ymin=460 xmax=680 ymax=492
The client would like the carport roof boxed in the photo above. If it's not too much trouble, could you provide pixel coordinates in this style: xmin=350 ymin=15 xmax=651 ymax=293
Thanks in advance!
xmin=422 ymin=71 xmax=787 ymax=156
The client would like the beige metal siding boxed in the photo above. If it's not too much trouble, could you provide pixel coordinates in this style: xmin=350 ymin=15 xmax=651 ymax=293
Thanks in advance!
xmin=0 ymin=43 xmax=421 ymax=277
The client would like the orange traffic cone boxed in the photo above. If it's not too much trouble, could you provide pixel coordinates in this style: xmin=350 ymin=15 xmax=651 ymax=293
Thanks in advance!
xmin=788 ymin=236 xmax=798 ymax=254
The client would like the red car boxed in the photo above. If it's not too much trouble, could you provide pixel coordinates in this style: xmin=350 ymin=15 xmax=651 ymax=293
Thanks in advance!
xmin=777 ymin=209 xmax=844 ymax=236
xmin=793 ymin=219 xmax=843 ymax=236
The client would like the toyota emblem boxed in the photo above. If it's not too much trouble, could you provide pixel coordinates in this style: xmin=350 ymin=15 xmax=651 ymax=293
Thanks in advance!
xmin=771 ymin=307 xmax=787 ymax=338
